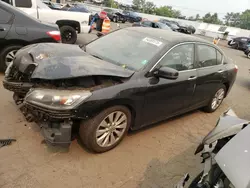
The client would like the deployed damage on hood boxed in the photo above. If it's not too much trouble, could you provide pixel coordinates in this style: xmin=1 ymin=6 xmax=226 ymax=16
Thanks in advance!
xmin=13 ymin=43 xmax=134 ymax=79
xmin=3 ymin=43 xmax=133 ymax=105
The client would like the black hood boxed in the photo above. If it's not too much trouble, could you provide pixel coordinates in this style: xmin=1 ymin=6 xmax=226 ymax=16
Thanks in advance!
xmin=13 ymin=43 xmax=134 ymax=80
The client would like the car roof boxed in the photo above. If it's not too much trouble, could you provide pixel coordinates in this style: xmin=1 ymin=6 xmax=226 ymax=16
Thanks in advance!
xmin=124 ymin=27 xmax=208 ymax=45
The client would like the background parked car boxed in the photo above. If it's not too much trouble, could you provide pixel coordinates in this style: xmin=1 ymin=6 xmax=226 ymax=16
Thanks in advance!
xmin=132 ymin=20 xmax=172 ymax=31
xmin=159 ymin=19 xmax=180 ymax=31
xmin=228 ymin=37 xmax=250 ymax=50
xmin=122 ymin=10 xmax=142 ymax=23
xmin=61 ymin=3 xmax=90 ymax=13
xmin=43 ymin=1 xmax=61 ymax=10
xmin=6 ymin=0 xmax=91 ymax=44
xmin=103 ymin=8 xmax=126 ymax=23
xmin=158 ymin=19 xmax=195 ymax=34
xmin=0 ymin=1 xmax=61 ymax=72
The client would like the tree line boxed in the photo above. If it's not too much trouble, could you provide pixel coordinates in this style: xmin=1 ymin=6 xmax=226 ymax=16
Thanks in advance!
xmin=132 ymin=0 xmax=250 ymax=29
xmin=100 ymin=0 xmax=250 ymax=29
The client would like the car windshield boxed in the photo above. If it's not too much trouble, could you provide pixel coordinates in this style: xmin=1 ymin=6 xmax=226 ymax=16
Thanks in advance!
xmin=157 ymin=22 xmax=171 ymax=30
xmin=130 ymin=12 xmax=138 ymax=17
xmin=52 ymin=3 xmax=61 ymax=8
xmin=86 ymin=29 xmax=166 ymax=71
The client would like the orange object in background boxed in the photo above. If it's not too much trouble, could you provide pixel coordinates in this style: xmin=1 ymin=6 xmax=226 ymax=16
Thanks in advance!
xmin=102 ymin=18 xmax=111 ymax=34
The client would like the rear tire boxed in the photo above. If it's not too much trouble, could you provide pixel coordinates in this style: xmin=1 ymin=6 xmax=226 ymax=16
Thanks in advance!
xmin=113 ymin=17 xmax=118 ymax=23
xmin=79 ymin=106 xmax=131 ymax=153
xmin=60 ymin=25 xmax=77 ymax=44
xmin=247 ymin=52 xmax=250 ymax=59
xmin=0 ymin=45 xmax=23 ymax=72
xmin=203 ymin=84 xmax=226 ymax=113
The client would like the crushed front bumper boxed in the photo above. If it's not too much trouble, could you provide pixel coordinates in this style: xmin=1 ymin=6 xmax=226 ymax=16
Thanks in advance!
xmin=23 ymin=102 xmax=77 ymax=147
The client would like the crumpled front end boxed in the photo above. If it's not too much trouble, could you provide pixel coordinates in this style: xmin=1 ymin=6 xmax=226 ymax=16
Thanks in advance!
xmin=22 ymin=101 xmax=78 ymax=147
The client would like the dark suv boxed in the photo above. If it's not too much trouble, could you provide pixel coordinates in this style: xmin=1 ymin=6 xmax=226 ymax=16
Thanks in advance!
xmin=0 ymin=1 xmax=61 ymax=72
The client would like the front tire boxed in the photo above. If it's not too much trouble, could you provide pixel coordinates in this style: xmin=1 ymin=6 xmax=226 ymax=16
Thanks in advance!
xmin=247 ymin=52 xmax=250 ymax=59
xmin=232 ymin=43 xmax=239 ymax=49
xmin=203 ymin=85 xmax=226 ymax=113
xmin=60 ymin=25 xmax=77 ymax=44
xmin=0 ymin=45 xmax=23 ymax=72
xmin=79 ymin=106 xmax=131 ymax=153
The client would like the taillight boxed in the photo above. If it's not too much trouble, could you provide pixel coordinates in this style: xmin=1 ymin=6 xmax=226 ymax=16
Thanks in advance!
xmin=234 ymin=65 xmax=238 ymax=73
xmin=47 ymin=31 xmax=61 ymax=42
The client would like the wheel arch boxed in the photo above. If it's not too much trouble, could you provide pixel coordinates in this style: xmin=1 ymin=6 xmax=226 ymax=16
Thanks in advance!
xmin=0 ymin=39 xmax=29 ymax=51
xmin=223 ymin=82 xmax=230 ymax=97
xmin=56 ymin=20 xmax=81 ymax=33
xmin=91 ymin=99 xmax=137 ymax=129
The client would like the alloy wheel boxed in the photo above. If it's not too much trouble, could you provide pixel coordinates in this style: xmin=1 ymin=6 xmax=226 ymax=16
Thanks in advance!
xmin=5 ymin=50 xmax=17 ymax=67
xmin=247 ymin=53 xmax=250 ymax=59
xmin=211 ymin=88 xmax=225 ymax=110
xmin=96 ymin=111 xmax=128 ymax=147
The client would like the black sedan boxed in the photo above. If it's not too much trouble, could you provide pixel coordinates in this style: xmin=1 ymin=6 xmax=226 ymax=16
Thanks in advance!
xmin=132 ymin=20 xmax=172 ymax=31
xmin=122 ymin=10 xmax=142 ymax=23
xmin=3 ymin=27 xmax=237 ymax=153
xmin=228 ymin=37 xmax=250 ymax=50
xmin=103 ymin=8 xmax=126 ymax=23
xmin=159 ymin=19 xmax=180 ymax=31
xmin=0 ymin=1 xmax=61 ymax=72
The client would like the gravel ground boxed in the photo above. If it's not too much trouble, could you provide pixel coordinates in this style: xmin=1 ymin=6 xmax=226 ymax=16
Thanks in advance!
xmin=0 ymin=23 xmax=250 ymax=188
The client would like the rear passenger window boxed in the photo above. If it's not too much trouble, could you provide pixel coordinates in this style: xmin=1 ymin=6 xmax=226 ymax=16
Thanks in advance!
xmin=0 ymin=8 xmax=12 ymax=24
xmin=15 ymin=0 xmax=32 ymax=8
xmin=159 ymin=44 xmax=195 ymax=71
xmin=217 ymin=51 xmax=223 ymax=64
xmin=197 ymin=45 xmax=217 ymax=68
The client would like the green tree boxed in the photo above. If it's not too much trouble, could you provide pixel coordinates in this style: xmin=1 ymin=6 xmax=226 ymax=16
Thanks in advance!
xmin=203 ymin=13 xmax=222 ymax=24
xmin=143 ymin=1 xmax=156 ymax=14
xmin=155 ymin=6 xmax=181 ymax=18
xmin=132 ymin=0 xmax=145 ymax=12
xmin=195 ymin=14 xmax=200 ymax=20
xmin=239 ymin=10 xmax=250 ymax=29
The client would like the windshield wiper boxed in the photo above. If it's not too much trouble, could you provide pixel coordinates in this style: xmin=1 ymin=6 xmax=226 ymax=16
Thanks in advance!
xmin=79 ymin=44 xmax=86 ymax=52
xmin=91 ymin=54 xmax=103 ymax=60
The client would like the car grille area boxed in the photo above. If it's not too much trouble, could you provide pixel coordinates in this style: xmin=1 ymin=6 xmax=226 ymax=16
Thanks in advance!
xmin=24 ymin=102 xmax=75 ymax=121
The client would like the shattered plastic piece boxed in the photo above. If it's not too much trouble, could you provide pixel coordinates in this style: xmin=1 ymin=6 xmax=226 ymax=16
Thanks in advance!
xmin=0 ymin=139 xmax=16 ymax=148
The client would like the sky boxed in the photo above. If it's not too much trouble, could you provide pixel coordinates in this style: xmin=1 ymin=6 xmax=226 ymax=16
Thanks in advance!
xmin=119 ymin=0 xmax=250 ymax=18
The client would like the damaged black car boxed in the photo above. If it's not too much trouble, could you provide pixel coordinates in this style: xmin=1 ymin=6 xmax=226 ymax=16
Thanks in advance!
xmin=3 ymin=27 xmax=237 ymax=153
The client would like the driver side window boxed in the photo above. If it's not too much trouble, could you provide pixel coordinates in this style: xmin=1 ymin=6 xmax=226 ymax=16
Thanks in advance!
xmin=158 ymin=44 xmax=195 ymax=71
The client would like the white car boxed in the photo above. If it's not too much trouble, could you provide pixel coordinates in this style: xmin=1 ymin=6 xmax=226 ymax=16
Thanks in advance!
xmin=7 ymin=0 xmax=91 ymax=44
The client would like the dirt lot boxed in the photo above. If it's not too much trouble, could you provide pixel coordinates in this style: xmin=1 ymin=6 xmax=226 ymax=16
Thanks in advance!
xmin=1 ymin=24 xmax=250 ymax=188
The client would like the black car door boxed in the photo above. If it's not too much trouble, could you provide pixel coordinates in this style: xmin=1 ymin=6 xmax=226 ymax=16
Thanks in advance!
xmin=0 ymin=7 xmax=13 ymax=41
xmin=193 ymin=44 xmax=226 ymax=107
xmin=142 ymin=43 xmax=197 ymax=126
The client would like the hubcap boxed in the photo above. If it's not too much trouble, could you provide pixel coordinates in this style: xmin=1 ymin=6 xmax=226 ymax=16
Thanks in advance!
xmin=96 ymin=111 xmax=127 ymax=147
xmin=5 ymin=50 xmax=17 ymax=67
xmin=62 ymin=31 xmax=73 ymax=42
xmin=211 ymin=88 xmax=225 ymax=110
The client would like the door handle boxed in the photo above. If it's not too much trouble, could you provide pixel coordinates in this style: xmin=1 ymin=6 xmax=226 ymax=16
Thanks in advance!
xmin=0 ymin=28 xmax=6 ymax=31
xmin=188 ymin=76 xmax=197 ymax=80
xmin=217 ymin=69 xmax=224 ymax=73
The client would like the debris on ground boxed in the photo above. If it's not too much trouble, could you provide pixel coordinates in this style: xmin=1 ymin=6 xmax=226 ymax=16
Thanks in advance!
xmin=0 ymin=139 xmax=16 ymax=148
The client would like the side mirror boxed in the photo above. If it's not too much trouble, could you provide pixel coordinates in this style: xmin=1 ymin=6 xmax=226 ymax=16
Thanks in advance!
xmin=153 ymin=67 xmax=179 ymax=80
